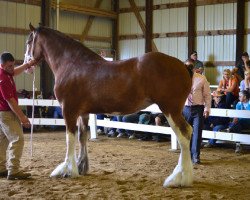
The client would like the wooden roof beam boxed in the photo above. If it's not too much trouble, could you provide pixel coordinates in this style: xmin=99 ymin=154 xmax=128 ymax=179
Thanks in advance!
xmin=120 ymin=0 xmax=250 ymax=13
xmin=80 ymin=0 xmax=103 ymax=42
xmin=50 ymin=1 xmax=117 ymax=19
xmin=128 ymin=0 xmax=158 ymax=52
xmin=0 ymin=27 xmax=111 ymax=43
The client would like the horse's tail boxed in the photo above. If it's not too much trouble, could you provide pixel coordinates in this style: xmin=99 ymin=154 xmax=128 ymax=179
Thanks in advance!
xmin=184 ymin=64 xmax=194 ymax=78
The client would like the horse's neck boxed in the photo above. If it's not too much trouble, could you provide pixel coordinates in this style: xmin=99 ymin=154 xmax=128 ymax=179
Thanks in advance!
xmin=41 ymin=35 xmax=103 ymax=76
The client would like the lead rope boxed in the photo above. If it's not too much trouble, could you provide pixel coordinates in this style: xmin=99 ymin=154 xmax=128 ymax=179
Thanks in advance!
xmin=30 ymin=70 xmax=36 ymax=157
xmin=25 ymin=31 xmax=37 ymax=157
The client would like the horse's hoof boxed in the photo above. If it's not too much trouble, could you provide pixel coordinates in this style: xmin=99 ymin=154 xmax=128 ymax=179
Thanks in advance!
xmin=50 ymin=161 xmax=79 ymax=178
xmin=77 ymin=156 xmax=89 ymax=175
xmin=163 ymin=165 xmax=193 ymax=188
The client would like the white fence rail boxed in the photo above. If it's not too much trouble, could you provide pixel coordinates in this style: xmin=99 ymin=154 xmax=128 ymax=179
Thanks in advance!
xmin=19 ymin=99 xmax=250 ymax=150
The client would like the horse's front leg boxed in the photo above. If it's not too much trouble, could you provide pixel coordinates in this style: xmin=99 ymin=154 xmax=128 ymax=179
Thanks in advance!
xmin=50 ymin=117 xmax=79 ymax=178
xmin=77 ymin=115 xmax=89 ymax=175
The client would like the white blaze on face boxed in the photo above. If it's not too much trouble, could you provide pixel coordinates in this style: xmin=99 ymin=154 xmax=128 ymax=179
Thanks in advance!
xmin=24 ymin=44 xmax=35 ymax=74
xmin=24 ymin=44 xmax=31 ymax=64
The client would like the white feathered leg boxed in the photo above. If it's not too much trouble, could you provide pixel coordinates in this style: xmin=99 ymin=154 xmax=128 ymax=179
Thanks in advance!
xmin=50 ymin=131 xmax=79 ymax=178
xmin=163 ymin=115 xmax=193 ymax=187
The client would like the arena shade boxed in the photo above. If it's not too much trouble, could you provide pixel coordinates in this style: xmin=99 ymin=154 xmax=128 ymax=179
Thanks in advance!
xmin=19 ymin=99 xmax=250 ymax=150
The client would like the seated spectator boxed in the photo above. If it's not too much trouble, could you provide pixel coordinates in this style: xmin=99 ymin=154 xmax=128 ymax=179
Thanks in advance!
xmin=107 ymin=115 xmax=123 ymax=137
xmin=245 ymin=59 xmax=250 ymax=71
xmin=136 ymin=113 xmax=154 ymax=141
xmin=240 ymin=68 xmax=250 ymax=92
xmin=152 ymin=113 xmax=170 ymax=142
xmin=96 ymin=114 xmax=106 ymax=135
xmin=204 ymin=91 xmax=229 ymax=147
xmin=53 ymin=106 xmax=63 ymax=119
xmin=116 ymin=113 xmax=141 ymax=139
xmin=116 ymin=112 xmax=151 ymax=139
xmin=137 ymin=113 xmax=170 ymax=142
xmin=217 ymin=68 xmax=240 ymax=108
xmin=226 ymin=90 xmax=250 ymax=153
xmin=45 ymin=94 xmax=64 ymax=131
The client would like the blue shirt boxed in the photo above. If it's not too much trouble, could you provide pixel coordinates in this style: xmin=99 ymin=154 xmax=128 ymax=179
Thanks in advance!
xmin=235 ymin=100 xmax=250 ymax=125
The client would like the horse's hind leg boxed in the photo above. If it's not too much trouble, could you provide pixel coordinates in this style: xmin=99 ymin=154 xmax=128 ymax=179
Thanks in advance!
xmin=163 ymin=112 xmax=193 ymax=187
xmin=77 ymin=115 xmax=89 ymax=175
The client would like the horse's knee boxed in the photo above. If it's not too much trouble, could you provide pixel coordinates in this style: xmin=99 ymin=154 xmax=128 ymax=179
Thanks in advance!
xmin=171 ymin=114 xmax=192 ymax=140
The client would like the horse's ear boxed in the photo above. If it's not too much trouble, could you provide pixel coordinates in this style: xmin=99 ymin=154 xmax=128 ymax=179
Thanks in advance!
xmin=29 ymin=23 xmax=35 ymax=32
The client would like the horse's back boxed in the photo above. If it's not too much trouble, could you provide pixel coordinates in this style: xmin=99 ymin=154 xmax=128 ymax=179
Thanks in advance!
xmin=136 ymin=52 xmax=192 ymax=112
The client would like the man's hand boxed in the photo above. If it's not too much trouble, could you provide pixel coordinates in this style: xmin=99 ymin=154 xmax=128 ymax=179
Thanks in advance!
xmin=20 ymin=116 xmax=31 ymax=128
xmin=7 ymin=98 xmax=31 ymax=128
xmin=233 ymin=118 xmax=238 ymax=124
xmin=203 ymin=111 xmax=209 ymax=118
xmin=25 ymin=60 xmax=37 ymax=74
xmin=26 ymin=59 xmax=37 ymax=68
xmin=14 ymin=59 xmax=37 ymax=76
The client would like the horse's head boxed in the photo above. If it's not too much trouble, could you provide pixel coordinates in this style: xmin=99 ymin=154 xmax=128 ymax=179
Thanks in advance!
xmin=24 ymin=24 xmax=43 ymax=73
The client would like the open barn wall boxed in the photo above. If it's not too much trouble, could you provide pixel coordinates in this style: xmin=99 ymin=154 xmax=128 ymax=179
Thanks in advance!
xmin=196 ymin=3 xmax=237 ymax=84
xmin=50 ymin=0 xmax=113 ymax=53
xmin=118 ymin=0 xmax=250 ymax=85
xmin=0 ymin=1 xmax=41 ymax=91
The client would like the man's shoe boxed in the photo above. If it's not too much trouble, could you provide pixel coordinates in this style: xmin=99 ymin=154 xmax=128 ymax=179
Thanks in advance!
xmin=107 ymin=130 xmax=116 ymax=137
xmin=117 ymin=132 xmax=126 ymax=138
xmin=97 ymin=129 xmax=105 ymax=135
xmin=7 ymin=171 xmax=31 ymax=180
xmin=235 ymin=143 xmax=242 ymax=154
xmin=129 ymin=134 xmax=136 ymax=139
xmin=0 ymin=170 xmax=8 ymax=178
xmin=192 ymin=158 xmax=201 ymax=165
xmin=204 ymin=143 xmax=213 ymax=148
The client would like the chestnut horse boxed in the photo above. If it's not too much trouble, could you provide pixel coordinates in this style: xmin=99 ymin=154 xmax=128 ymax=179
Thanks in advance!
xmin=24 ymin=24 xmax=193 ymax=187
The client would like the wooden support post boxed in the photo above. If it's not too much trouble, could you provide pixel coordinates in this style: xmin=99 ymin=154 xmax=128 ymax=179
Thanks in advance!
xmin=128 ymin=0 xmax=158 ymax=52
xmin=112 ymin=0 xmax=119 ymax=60
xmin=145 ymin=0 xmax=153 ymax=53
xmin=235 ymin=0 xmax=245 ymax=63
xmin=41 ymin=0 xmax=54 ymax=97
xmin=80 ymin=0 xmax=103 ymax=42
xmin=188 ymin=0 xmax=196 ymax=57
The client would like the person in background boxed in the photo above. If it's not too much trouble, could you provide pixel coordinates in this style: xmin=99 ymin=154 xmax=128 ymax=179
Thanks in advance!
xmin=183 ymin=58 xmax=211 ymax=164
xmin=190 ymin=51 xmax=204 ymax=74
xmin=245 ymin=59 xmax=250 ymax=71
xmin=236 ymin=52 xmax=249 ymax=80
xmin=240 ymin=67 xmax=250 ymax=92
xmin=151 ymin=113 xmax=170 ymax=142
xmin=217 ymin=68 xmax=239 ymax=108
xmin=204 ymin=91 xmax=229 ymax=148
xmin=0 ymin=52 xmax=36 ymax=180
xmin=226 ymin=90 xmax=250 ymax=153
xmin=116 ymin=113 xmax=141 ymax=139
xmin=96 ymin=114 xmax=106 ymax=135
xmin=107 ymin=115 xmax=123 ymax=137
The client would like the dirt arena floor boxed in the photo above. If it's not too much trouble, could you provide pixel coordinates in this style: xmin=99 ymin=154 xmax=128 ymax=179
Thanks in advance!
xmin=0 ymin=131 xmax=249 ymax=200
